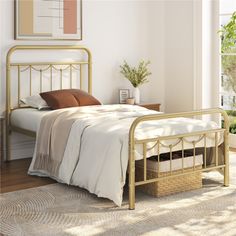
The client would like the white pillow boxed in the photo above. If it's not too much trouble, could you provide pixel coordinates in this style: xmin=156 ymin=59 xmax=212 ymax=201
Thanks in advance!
xmin=21 ymin=95 xmax=50 ymax=110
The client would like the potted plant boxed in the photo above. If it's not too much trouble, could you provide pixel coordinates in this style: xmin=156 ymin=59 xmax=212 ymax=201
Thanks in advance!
xmin=120 ymin=60 xmax=151 ymax=104
xmin=219 ymin=11 xmax=236 ymax=148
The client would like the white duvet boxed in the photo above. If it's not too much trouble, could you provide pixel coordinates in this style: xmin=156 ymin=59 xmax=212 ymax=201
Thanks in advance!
xmin=29 ymin=104 xmax=220 ymax=206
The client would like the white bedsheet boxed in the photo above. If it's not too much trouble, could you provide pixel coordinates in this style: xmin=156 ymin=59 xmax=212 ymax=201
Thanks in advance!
xmin=29 ymin=105 xmax=221 ymax=206
xmin=11 ymin=108 xmax=52 ymax=132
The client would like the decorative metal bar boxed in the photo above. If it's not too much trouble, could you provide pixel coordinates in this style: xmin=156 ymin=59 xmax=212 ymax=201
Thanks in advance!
xmin=52 ymin=65 xmax=70 ymax=71
xmin=60 ymin=69 xmax=63 ymax=89
xmin=71 ymin=65 xmax=81 ymax=70
xmin=80 ymin=64 xmax=82 ymax=89
xmin=170 ymin=145 xmax=173 ymax=174
xmin=29 ymin=65 xmax=32 ymax=96
xmin=193 ymin=141 xmax=196 ymax=170
xmin=20 ymin=66 xmax=30 ymax=72
xmin=146 ymin=140 xmax=158 ymax=152
xmin=159 ymin=138 xmax=181 ymax=148
xmin=204 ymin=134 xmax=207 ymax=169
xmin=70 ymin=64 xmax=72 ymax=88
xmin=223 ymin=127 xmax=230 ymax=187
xmin=31 ymin=65 xmax=51 ymax=72
xmin=17 ymin=65 xmax=20 ymax=107
xmin=135 ymin=128 xmax=224 ymax=144
xmin=143 ymin=143 xmax=147 ymax=181
xmin=129 ymin=127 xmax=135 ymax=210
xmin=40 ymin=69 xmax=42 ymax=92
xmin=183 ymin=135 xmax=204 ymax=144
xmin=182 ymin=138 xmax=184 ymax=172
xmin=157 ymin=140 xmax=160 ymax=174
xmin=50 ymin=65 xmax=53 ymax=90
xmin=215 ymin=132 xmax=218 ymax=166
xmin=10 ymin=61 xmax=88 ymax=66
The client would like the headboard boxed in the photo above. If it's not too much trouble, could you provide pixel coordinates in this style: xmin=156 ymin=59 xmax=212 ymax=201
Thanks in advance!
xmin=5 ymin=45 xmax=92 ymax=145
xmin=6 ymin=45 xmax=92 ymax=114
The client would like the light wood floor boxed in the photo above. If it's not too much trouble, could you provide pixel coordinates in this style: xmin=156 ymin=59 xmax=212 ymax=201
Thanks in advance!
xmin=1 ymin=148 xmax=235 ymax=194
xmin=0 ymin=158 xmax=55 ymax=193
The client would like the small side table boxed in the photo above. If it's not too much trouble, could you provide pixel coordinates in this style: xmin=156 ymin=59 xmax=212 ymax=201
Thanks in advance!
xmin=0 ymin=116 xmax=4 ymax=165
xmin=139 ymin=103 xmax=161 ymax=112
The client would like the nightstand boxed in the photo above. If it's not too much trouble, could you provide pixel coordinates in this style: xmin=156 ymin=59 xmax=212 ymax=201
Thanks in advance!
xmin=139 ymin=103 xmax=161 ymax=112
xmin=0 ymin=116 xmax=4 ymax=165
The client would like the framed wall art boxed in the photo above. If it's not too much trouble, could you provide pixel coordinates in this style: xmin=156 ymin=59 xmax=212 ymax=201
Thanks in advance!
xmin=119 ymin=89 xmax=130 ymax=104
xmin=14 ymin=0 xmax=82 ymax=40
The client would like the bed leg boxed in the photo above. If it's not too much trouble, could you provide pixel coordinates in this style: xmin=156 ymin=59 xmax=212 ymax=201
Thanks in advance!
xmin=224 ymin=149 xmax=229 ymax=187
xmin=224 ymin=167 xmax=229 ymax=187
xmin=224 ymin=130 xmax=229 ymax=187
xmin=129 ymin=156 xmax=135 ymax=210
xmin=129 ymin=182 xmax=135 ymax=210
xmin=5 ymin=123 xmax=11 ymax=162
xmin=129 ymin=127 xmax=136 ymax=210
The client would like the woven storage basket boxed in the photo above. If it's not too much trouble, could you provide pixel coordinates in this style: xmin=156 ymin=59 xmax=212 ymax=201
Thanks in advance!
xmin=135 ymin=156 xmax=202 ymax=197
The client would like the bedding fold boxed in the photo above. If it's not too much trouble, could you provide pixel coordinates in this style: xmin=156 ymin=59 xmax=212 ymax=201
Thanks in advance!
xmin=33 ymin=107 xmax=93 ymax=177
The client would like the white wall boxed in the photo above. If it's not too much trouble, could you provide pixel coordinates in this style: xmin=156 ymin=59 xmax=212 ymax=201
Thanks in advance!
xmin=0 ymin=0 xmax=166 ymax=159
xmin=164 ymin=0 xmax=194 ymax=113
xmin=195 ymin=0 xmax=220 ymax=111
xmin=164 ymin=0 xmax=220 ymax=113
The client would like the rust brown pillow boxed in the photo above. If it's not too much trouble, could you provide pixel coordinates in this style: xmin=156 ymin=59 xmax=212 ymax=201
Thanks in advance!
xmin=40 ymin=89 xmax=101 ymax=110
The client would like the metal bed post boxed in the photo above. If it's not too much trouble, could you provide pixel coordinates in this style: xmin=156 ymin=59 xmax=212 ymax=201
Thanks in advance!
xmin=128 ymin=136 xmax=135 ymax=210
xmin=223 ymin=111 xmax=230 ymax=186
xmin=5 ymin=46 xmax=15 ymax=162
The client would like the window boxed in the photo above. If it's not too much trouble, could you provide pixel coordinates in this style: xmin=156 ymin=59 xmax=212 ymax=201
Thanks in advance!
xmin=219 ymin=0 xmax=236 ymax=110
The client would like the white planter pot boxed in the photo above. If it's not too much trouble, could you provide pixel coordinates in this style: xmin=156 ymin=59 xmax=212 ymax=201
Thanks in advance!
xmin=133 ymin=87 xmax=140 ymax=104
xmin=229 ymin=133 xmax=236 ymax=148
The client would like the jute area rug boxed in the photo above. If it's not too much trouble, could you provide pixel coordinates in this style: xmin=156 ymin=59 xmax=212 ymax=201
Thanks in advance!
xmin=1 ymin=152 xmax=236 ymax=236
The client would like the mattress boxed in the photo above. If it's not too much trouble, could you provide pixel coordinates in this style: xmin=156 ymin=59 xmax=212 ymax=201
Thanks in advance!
xmin=11 ymin=108 xmax=52 ymax=132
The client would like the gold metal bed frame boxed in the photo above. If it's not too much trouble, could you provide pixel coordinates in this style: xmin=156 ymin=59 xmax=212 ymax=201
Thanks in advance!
xmin=6 ymin=45 xmax=230 ymax=210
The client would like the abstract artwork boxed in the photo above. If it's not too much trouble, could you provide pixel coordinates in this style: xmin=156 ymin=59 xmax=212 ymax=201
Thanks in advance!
xmin=14 ymin=0 xmax=82 ymax=40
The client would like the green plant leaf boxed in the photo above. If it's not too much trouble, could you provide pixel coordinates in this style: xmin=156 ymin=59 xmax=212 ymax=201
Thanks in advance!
xmin=120 ymin=60 xmax=152 ymax=87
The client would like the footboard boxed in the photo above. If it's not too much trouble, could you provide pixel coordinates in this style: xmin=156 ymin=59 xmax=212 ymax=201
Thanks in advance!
xmin=128 ymin=108 xmax=230 ymax=210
